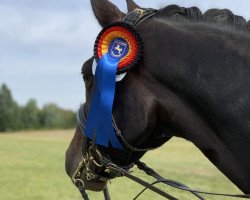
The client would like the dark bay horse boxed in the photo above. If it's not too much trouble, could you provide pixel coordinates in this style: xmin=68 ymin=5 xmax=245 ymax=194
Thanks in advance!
xmin=66 ymin=0 xmax=250 ymax=195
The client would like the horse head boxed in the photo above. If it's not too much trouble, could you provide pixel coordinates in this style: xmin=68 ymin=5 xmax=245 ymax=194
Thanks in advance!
xmin=65 ymin=0 xmax=164 ymax=192
xmin=66 ymin=0 xmax=250 ymax=195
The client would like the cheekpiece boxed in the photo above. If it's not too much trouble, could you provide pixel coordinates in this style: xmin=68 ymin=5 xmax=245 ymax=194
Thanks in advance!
xmin=94 ymin=22 xmax=143 ymax=74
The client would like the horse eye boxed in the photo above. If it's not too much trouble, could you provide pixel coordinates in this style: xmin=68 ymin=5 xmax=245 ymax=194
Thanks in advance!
xmin=83 ymin=75 xmax=93 ymax=87
xmin=83 ymin=75 xmax=90 ymax=83
xmin=82 ymin=69 xmax=91 ymax=84
xmin=82 ymin=57 xmax=95 ymax=86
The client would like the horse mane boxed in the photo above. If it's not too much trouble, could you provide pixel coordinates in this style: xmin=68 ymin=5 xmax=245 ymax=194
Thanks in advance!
xmin=156 ymin=5 xmax=250 ymax=33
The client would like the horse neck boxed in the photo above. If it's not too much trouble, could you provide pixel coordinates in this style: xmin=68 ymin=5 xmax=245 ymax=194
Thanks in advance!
xmin=142 ymin=20 xmax=250 ymax=138
xmin=141 ymin=20 xmax=250 ymax=193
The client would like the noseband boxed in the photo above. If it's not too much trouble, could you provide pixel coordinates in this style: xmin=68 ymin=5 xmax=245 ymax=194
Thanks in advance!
xmin=71 ymin=8 xmax=250 ymax=200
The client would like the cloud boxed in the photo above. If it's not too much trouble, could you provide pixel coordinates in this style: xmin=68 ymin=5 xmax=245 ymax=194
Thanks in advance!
xmin=0 ymin=1 xmax=100 ymax=109
xmin=0 ymin=3 xmax=99 ymax=52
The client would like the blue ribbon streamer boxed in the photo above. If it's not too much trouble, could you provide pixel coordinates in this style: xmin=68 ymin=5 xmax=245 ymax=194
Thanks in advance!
xmin=84 ymin=38 xmax=128 ymax=149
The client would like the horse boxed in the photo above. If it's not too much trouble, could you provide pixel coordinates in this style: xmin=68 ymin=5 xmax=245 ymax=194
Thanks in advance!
xmin=65 ymin=0 xmax=250 ymax=196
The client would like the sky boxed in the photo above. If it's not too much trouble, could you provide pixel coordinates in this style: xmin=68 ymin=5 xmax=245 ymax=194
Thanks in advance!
xmin=0 ymin=0 xmax=249 ymax=110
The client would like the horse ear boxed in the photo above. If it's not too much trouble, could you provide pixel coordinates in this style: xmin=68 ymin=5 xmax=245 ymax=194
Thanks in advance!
xmin=126 ymin=0 xmax=141 ymax=12
xmin=91 ymin=0 xmax=126 ymax=27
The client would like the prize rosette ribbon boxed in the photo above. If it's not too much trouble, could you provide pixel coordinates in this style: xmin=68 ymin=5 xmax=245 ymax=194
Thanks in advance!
xmin=84 ymin=23 xmax=143 ymax=148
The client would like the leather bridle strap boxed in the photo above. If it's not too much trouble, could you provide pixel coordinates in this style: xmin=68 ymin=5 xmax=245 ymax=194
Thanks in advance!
xmin=123 ymin=8 xmax=156 ymax=27
xmin=112 ymin=115 xmax=161 ymax=152
xmin=100 ymin=158 xmax=178 ymax=200
xmin=134 ymin=161 xmax=250 ymax=200
xmin=123 ymin=172 xmax=178 ymax=200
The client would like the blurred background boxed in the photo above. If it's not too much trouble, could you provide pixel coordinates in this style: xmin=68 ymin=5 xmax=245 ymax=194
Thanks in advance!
xmin=0 ymin=0 xmax=249 ymax=199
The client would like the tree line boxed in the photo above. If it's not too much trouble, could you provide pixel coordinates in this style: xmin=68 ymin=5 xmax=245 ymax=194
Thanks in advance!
xmin=0 ymin=83 xmax=76 ymax=132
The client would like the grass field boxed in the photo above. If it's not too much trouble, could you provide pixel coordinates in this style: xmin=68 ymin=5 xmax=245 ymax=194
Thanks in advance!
xmin=0 ymin=130 xmax=242 ymax=200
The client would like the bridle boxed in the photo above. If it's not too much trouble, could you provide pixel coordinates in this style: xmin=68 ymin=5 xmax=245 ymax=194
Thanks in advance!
xmin=71 ymin=8 xmax=160 ymax=191
xmin=73 ymin=104 xmax=250 ymax=200
xmin=71 ymin=8 xmax=250 ymax=200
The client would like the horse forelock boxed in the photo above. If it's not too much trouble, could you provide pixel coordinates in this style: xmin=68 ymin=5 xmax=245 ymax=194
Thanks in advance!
xmin=155 ymin=5 xmax=250 ymax=33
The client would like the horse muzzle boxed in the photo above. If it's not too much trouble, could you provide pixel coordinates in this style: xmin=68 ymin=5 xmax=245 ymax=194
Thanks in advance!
xmin=71 ymin=140 xmax=127 ymax=192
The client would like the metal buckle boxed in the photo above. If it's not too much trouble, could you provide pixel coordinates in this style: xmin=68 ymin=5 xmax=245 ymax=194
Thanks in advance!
xmin=134 ymin=8 xmax=145 ymax=18
xmin=88 ymin=146 xmax=104 ymax=168
xmin=72 ymin=156 xmax=86 ymax=186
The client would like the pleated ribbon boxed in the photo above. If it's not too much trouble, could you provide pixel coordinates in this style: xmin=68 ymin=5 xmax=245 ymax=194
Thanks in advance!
xmin=84 ymin=38 xmax=128 ymax=149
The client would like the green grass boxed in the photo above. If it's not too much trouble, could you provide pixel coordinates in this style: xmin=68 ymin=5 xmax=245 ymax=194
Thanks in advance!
xmin=0 ymin=130 xmax=242 ymax=200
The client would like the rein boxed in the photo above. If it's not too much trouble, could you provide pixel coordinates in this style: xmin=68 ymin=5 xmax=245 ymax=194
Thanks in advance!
xmin=73 ymin=105 xmax=250 ymax=200
xmin=72 ymin=8 xmax=250 ymax=200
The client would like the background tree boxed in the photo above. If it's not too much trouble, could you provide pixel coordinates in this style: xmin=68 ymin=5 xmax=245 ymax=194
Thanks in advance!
xmin=0 ymin=83 xmax=76 ymax=133
xmin=39 ymin=103 xmax=76 ymax=129
xmin=0 ymin=84 xmax=21 ymax=131
xmin=21 ymin=99 xmax=40 ymax=129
